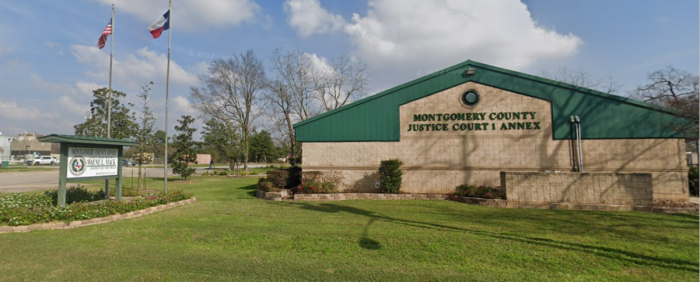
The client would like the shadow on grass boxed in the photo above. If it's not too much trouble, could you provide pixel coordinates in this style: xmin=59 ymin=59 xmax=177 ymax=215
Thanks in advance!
xmin=359 ymin=218 xmax=382 ymax=250
xmin=240 ymin=184 xmax=257 ymax=198
xmin=289 ymin=202 xmax=699 ymax=273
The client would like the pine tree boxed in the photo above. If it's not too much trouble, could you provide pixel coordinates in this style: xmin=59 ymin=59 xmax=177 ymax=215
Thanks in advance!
xmin=171 ymin=115 xmax=198 ymax=180
xmin=74 ymin=87 xmax=137 ymax=139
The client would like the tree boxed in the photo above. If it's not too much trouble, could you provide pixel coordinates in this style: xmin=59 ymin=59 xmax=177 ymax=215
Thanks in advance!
xmin=134 ymin=82 xmax=155 ymax=190
xmin=201 ymin=118 xmax=241 ymax=171
xmin=190 ymin=49 xmax=267 ymax=172
xmin=631 ymin=66 xmax=699 ymax=146
xmin=171 ymin=115 xmax=198 ymax=180
xmin=540 ymin=67 xmax=622 ymax=94
xmin=150 ymin=130 xmax=167 ymax=161
xmin=249 ymin=130 xmax=276 ymax=163
xmin=315 ymin=55 xmax=369 ymax=111
xmin=74 ymin=87 xmax=137 ymax=139
xmin=631 ymin=66 xmax=699 ymax=120
xmin=268 ymin=49 xmax=319 ymax=165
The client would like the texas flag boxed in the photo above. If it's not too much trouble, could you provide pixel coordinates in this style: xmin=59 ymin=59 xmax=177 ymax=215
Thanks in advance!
xmin=148 ymin=10 xmax=170 ymax=39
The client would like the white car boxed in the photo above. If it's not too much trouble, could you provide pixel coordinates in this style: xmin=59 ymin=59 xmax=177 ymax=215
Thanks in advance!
xmin=27 ymin=156 xmax=57 ymax=165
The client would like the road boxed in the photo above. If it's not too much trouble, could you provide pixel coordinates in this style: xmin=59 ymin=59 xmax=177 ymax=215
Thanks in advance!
xmin=0 ymin=165 xmax=266 ymax=193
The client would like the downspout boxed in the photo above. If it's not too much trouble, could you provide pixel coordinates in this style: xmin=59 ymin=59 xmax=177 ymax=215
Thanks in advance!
xmin=575 ymin=116 xmax=584 ymax=173
xmin=570 ymin=115 xmax=584 ymax=173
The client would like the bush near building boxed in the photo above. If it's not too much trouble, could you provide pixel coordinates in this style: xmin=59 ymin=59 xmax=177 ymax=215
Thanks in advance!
xmin=453 ymin=184 xmax=504 ymax=199
xmin=379 ymin=159 xmax=403 ymax=194
xmin=689 ymin=166 xmax=699 ymax=196
xmin=295 ymin=182 xmax=338 ymax=194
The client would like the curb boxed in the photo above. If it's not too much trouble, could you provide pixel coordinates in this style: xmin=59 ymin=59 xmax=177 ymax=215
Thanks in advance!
xmin=0 ymin=197 xmax=197 ymax=234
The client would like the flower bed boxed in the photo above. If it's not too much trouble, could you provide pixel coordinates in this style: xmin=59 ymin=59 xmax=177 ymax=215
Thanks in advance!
xmin=453 ymin=184 xmax=504 ymax=199
xmin=0 ymin=190 xmax=193 ymax=226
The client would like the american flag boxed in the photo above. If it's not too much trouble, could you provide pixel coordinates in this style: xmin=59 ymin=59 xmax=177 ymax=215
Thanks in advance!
xmin=97 ymin=19 xmax=112 ymax=49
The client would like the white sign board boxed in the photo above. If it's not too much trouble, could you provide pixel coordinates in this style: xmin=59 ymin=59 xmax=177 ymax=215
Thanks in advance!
xmin=67 ymin=147 xmax=118 ymax=178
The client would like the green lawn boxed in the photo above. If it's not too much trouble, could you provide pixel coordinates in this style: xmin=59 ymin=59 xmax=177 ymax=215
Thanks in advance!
xmin=0 ymin=165 xmax=57 ymax=173
xmin=0 ymin=177 xmax=697 ymax=281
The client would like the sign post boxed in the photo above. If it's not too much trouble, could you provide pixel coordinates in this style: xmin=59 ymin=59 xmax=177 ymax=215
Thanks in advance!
xmin=39 ymin=135 xmax=138 ymax=206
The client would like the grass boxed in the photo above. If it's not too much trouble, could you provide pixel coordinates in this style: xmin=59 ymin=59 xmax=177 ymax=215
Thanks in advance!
xmin=0 ymin=176 xmax=697 ymax=281
xmin=0 ymin=165 xmax=57 ymax=173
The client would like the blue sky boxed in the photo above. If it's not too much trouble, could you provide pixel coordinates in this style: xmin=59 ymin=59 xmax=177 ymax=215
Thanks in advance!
xmin=0 ymin=0 xmax=697 ymax=138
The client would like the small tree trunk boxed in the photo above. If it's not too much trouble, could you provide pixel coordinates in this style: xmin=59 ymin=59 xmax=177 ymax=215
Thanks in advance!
xmin=137 ymin=162 xmax=143 ymax=190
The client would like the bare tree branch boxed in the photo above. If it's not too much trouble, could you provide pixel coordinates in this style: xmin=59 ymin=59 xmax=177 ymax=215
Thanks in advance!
xmin=190 ymin=49 xmax=268 ymax=171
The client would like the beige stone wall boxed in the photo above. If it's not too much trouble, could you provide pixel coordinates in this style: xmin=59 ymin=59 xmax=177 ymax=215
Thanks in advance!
xmin=502 ymin=172 xmax=653 ymax=206
xmin=301 ymin=82 xmax=688 ymax=200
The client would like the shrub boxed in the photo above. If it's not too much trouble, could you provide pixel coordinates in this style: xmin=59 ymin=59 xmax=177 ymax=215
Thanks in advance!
xmin=267 ymin=170 xmax=289 ymax=187
xmin=257 ymin=177 xmax=274 ymax=192
xmin=689 ymin=166 xmax=699 ymax=196
xmin=287 ymin=166 xmax=302 ymax=187
xmin=201 ymin=171 xmax=210 ymax=176
xmin=302 ymin=171 xmax=345 ymax=191
xmin=379 ymin=159 xmax=403 ymax=194
xmin=44 ymin=186 xmax=104 ymax=206
xmin=295 ymin=182 xmax=338 ymax=194
xmin=267 ymin=167 xmax=301 ymax=188
xmin=454 ymin=185 xmax=503 ymax=199
xmin=218 ymin=171 xmax=228 ymax=176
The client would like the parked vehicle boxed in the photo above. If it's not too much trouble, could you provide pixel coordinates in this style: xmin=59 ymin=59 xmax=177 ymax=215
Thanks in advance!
xmin=122 ymin=159 xmax=136 ymax=167
xmin=27 ymin=156 xmax=56 ymax=165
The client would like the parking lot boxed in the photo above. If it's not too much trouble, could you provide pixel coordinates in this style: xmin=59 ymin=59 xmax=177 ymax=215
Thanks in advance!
xmin=0 ymin=166 xmax=175 ymax=193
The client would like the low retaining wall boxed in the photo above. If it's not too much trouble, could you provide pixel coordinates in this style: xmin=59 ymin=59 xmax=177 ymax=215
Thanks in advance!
xmin=0 ymin=197 xmax=197 ymax=234
xmin=256 ymin=190 xmax=696 ymax=213
xmin=294 ymin=193 xmax=449 ymax=201
xmin=256 ymin=190 xmax=448 ymax=201
xmin=501 ymin=172 xmax=654 ymax=206
xmin=257 ymin=190 xmax=290 ymax=201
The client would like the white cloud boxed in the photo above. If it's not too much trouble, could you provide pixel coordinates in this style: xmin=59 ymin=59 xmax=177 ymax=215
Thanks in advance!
xmin=286 ymin=0 xmax=581 ymax=85
xmin=90 ymin=0 xmax=261 ymax=32
xmin=284 ymin=0 xmax=345 ymax=37
xmin=70 ymin=45 xmax=199 ymax=89
xmin=346 ymin=0 xmax=581 ymax=72
xmin=29 ymin=74 xmax=99 ymax=117
xmin=0 ymin=100 xmax=58 ymax=121
xmin=304 ymin=52 xmax=333 ymax=73
xmin=173 ymin=95 xmax=195 ymax=114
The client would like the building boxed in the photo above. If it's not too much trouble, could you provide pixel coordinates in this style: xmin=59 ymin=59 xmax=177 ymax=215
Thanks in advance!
xmin=0 ymin=134 xmax=14 ymax=162
xmin=294 ymin=60 xmax=693 ymax=203
xmin=10 ymin=133 xmax=52 ymax=160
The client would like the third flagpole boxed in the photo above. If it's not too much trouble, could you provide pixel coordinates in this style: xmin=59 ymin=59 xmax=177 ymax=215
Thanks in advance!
xmin=164 ymin=0 xmax=171 ymax=193
xmin=105 ymin=3 xmax=115 ymax=198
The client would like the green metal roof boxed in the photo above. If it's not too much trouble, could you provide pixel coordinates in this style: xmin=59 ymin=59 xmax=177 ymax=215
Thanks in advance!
xmin=38 ymin=134 xmax=139 ymax=146
xmin=294 ymin=60 xmax=693 ymax=142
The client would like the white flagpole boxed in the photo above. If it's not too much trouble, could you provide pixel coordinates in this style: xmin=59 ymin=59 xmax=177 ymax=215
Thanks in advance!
xmin=105 ymin=3 xmax=115 ymax=199
xmin=107 ymin=3 xmax=114 ymax=138
xmin=164 ymin=0 xmax=171 ymax=193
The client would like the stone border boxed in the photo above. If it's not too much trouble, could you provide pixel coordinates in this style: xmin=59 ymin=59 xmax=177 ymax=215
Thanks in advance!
xmin=449 ymin=195 xmax=511 ymax=207
xmin=256 ymin=190 xmax=449 ymax=201
xmin=0 ymin=197 xmax=197 ymax=234
xmin=294 ymin=193 xmax=449 ymax=201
